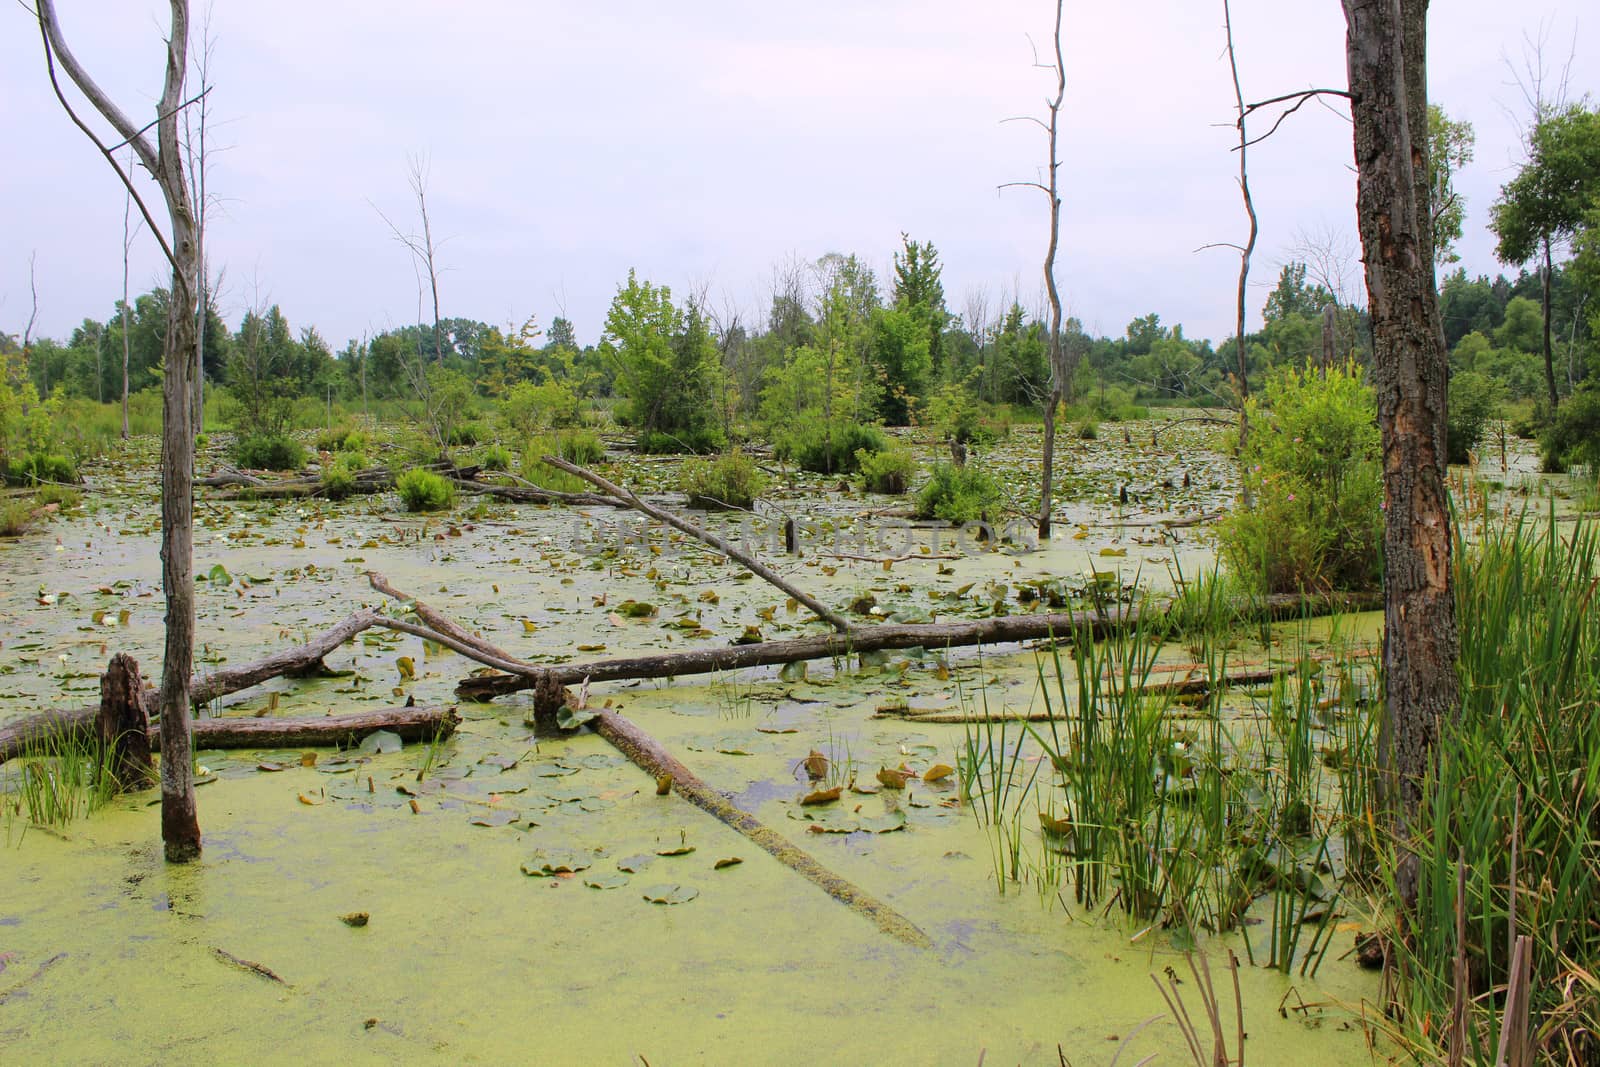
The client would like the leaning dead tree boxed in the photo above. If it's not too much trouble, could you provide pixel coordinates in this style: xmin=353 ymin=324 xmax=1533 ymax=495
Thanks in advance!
xmin=1000 ymin=0 xmax=1068 ymax=540
xmin=373 ymin=153 xmax=447 ymax=366
xmin=36 ymin=0 xmax=205 ymax=861
xmin=1342 ymin=0 xmax=1459 ymax=910
xmin=1220 ymin=1 xmax=1257 ymax=453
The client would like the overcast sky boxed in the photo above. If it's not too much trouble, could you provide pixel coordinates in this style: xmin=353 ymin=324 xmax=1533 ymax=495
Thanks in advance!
xmin=1 ymin=1 xmax=1593 ymax=352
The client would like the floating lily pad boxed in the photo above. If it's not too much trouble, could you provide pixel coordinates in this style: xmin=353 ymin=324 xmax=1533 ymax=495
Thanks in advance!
xmin=616 ymin=854 xmax=655 ymax=873
xmin=468 ymin=809 xmax=520 ymax=828
xmin=655 ymin=844 xmax=696 ymax=857
xmin=521 ymin=849 xmax=593 ymax=877
xmin=641 ymin=884 xmax=699 ymax=905
xmin=358 ymin=730 xmax=403 ymax=755
xmin=712 ymin=857 xmax=743 ymax=870
xmin=860 ymin=811 xmax=907 ymax=834
xmin=583 ymin=872 xmax=630 ymax=890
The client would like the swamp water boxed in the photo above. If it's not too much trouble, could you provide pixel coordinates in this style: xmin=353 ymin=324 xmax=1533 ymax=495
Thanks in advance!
xmin=1 ymin=426 xmax=1390 ymax=1063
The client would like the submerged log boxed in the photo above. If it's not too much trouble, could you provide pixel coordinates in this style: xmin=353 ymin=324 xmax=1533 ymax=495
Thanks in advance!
xmin=98 ymin=653 xmax=155 ymax=791
xmin=452 ymin=592 xmax=1381 ymax=702
xmin=366 ymin=573 xmax=931 ymax=948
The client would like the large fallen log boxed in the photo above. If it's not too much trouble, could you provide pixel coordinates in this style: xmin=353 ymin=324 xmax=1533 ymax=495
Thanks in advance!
xmin=446 ymin=476 xmax=617 ymax=508
xmin=185 ymin=705 xmax=458 ymax=749
xmin=367 ymin=573 xmax=930 ymax=948
xmin=450 ymin=592 xmax=1382 ymax=702
xmin=542 ymin=456 xmax=854 ymax=633
xmin=0 ymin=609 xmax=384 ymax=764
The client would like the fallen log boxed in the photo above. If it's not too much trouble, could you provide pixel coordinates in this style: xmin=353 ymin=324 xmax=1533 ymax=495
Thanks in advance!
xmin=366 ymin=573 xmax=930 ymax=948
xmin=451 ymin=592 xmax=1381 ymax=702
xmin=542 ymin=456 xmax=854 ymax=633
xmin=447 ymin=476 xmax=617 ymax=508
xmin=0 ymin=609 xmax=384 ymax=764
xmin=185 ymin=705 xmax=458 ymax=750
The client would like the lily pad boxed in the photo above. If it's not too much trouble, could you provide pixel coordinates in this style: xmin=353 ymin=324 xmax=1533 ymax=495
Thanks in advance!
xmin=584 ymin=872 xmax=631 ymax=890
xmin=616 ymin=854 xmax=655 ymax=873
xmin=521 ymin=849 xmax=592 ymax=877
xmin=640 ymin=883 xmax=699 ymax=905
xmin=468 ymin=809 xmax=520 ymax=828
xmin=860 ymin=811 xmax=908 ymax=834
xmin=358 ymin=730 xmax=404 ymax=755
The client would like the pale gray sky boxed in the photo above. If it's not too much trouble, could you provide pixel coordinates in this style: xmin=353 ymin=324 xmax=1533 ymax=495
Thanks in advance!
xmin=1 ymin=1 xmax=1592 ymax=351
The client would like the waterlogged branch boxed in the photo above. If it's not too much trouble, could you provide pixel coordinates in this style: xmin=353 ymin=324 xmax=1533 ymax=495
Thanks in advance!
xmin=540 ymin=456 xmax=853 ymax=633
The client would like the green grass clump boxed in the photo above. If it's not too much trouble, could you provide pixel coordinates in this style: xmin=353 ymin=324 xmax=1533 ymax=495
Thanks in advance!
xmin=396 ymin=467 xmax=456 ymax=512
xmin=681 ymin=449 xmax=767 ymax=510
xmin=320 ymin=456 xmax=360 ymax=500
xmin=5 ymin=453 xmax=78 ymax=487
xmin=1 ymin=727 xmax=119 ymax=837
xmin=521 ymin=438 xmax=589 ymax=494
xmin=232 ymin=434 xmax=307 ymax=471
xmin=481 ymin=442 xmax=513 ymax=472
xmin=638 ymin=426 xmax=724 ymax=455
xmin=449 ymin=420 xmax=487 ymax=447
xmin=34 ymin=483 xmax=82 ymax=510
xmin=558 ymin=429 xmax=605 ymax=465
xmin=914 ymin=462 xmax=1001 ymax=524
xmin=1076 ymin=418 xmax=1098 ymax=440
xmin=857 ymin=444 xmax=915 ymax=494
xmin=0 ymin=500 xmax=36 ymax=537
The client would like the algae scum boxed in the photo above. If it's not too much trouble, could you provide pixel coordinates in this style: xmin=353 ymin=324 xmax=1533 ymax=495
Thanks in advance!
xmin=1 ymin=425 xmax=1386 ymax=1064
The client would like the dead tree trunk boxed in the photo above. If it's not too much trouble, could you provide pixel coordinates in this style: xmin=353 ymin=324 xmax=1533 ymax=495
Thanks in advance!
xmin=1223 ymin=0 xmax=1257 ymax=457
xmin=97 ymin=654 xmax=155 ymax=792
xmin=1343 ymin=0 xmax=1459 ymax=909
xmin=38 ymin=0 xmax=203 ymax=862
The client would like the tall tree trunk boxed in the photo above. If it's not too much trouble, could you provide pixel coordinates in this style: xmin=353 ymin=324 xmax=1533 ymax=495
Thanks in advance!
xmin=121 ymin=190 xmax=133 ymax=439
xmin=1541 ymin=237 xmax=1557 ymax=409
xmin=1223 ymin=0 xmax=1255 ymax=451
xmin=1343 ymin=0 xmax=1459 ymax=910
xmin=1038 ymin=0 xmax=1066 ymax=541
xmin=154 ymin=7 xmax=202 ymax=863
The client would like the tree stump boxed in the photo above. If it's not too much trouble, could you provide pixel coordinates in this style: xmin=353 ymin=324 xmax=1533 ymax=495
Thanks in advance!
xmin=531 ymin=673 xmax=572 ymax=734
xmin=98 ymin=653 xmax=155 ymax=792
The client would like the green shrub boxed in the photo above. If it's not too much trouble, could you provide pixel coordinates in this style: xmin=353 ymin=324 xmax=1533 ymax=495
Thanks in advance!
xmin=638 ymin=426 xmax=724 ymax=455
xmin=776 ymin=421 xmax=885 ymax=474
xmin=558 ymin=429 xmax=605 ymax=465
xmin=34 ymin=483 xmax=82 ymax=510
xmin=321 ymin=459 xmax=358 ymax=500
xmin=396 ymin=467 xmax=456 ymax=512
xmin=336 ymin=448 xmax=370 ymax=470
xmin=914 ymin=462 xmax=1002 ymax=524
xmin=522 ymin=438 xmax=589 ymax=494
xmin=499 ymin=380 xmax=583 ymax=439
xmin=1076 ymin=418 xmax=1099 ymax=440
xmin=1446 ymin=371 xmax=1499 ymax=465
xmin=4 ymin=453 xmax=79 ymax=486
xmin=232 ymin=434 xmax=306 ymax=471
xmin=481 ymin=443 xmax=513 ymax=472
xmin=925 ymin=382 xmax=1008 ymax=448
xmin=0 ymin=500 xmax=35 ymax=537
xmin=681 ymin=449 xmax=768 ymax=510
xmin=449 ymin=420 xmax=487 ymax=447
xmin=857 ymin=444 xmax=916 ymax=494
xmin=316 ymin=423 xmax=357 ymax=452
xmin=1541 ymin=386 xmax=1600 ymax=477
xmin=1217 ymin=361 xmax=1382 ymax=594
xmin=194 ymin=432 xmax=210 ymax=450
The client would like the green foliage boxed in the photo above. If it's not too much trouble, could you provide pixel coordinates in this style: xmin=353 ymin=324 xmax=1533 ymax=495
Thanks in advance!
xmin=1541 ymin=384 xmax=1600 ymax=475
xmin=416 ymin=365 xmax=478 ymax=455
xmin=316 ymin=423 xmax=368 ymax=453
xmin=1075 ymin=418 xmax=1098 ymax=440
xmin=637 ymin=427 xmax=724 ymax=455
xmin=449 ymin=420 xmax=487 ymax=447
xmin=5 ymin=453 xmax=78 ymax=487
xmin=0 ymin=500 xmax=35 ymax=537
xmin=320 ymin=457 xmax=358 ymax=500
xmin=1445 ymin=371 xmax=1500 ymax=464
xmin=681 ymin=449 xmax=768 ymax=510
xmin=776 ymin=420 xmax=885 ymax=475
xmin=34 ymin=483 xmax=81 ymax=510
xmin=925 ymin=379 xmax=1007 ymax=447
xmin=481 ymin=443 xmax=512 ymax=472
xmin=521 ymin=438 xmax=589 ymax=493
xmin=1492 ymin=103 xmax=1600 ymax=266
xmin=0 ymin=378 xmax=78 ymax=485
xmin=395 ymin=467 xmax=456 ymax=512
xmin=498 ymin=379 xmax=582 ymax=441
xmin=231 ymin=434 xmax=307 ymax=472
xmin=1493 ymin=296 xmax=1543 ymax=354
xmin=1390 ymin=512 xmax=1600 ymax=1059
xmin=1427 ymin=104 xmax=1475 ymax=265
xmin=557 ymin=429 xmax=605 ymax=465
xmin=857 ymin=444 xmax=916 ymax=494
xmin=1219 ymin=362 xmax=1382 ymax=593
xmin=914 ymin=462 xmax=1001 ymax=524
xmin=602 ymin=271 xmax=723 ymax=447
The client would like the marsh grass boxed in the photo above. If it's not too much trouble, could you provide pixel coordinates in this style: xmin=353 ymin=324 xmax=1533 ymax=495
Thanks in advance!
xmin=1 ymin=726 xmax=122 ymax=842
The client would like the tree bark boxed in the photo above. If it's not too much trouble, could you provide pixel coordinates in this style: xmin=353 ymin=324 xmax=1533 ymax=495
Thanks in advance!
xmin=98 ymin=653 xmax=155 ymax=792
xmin=1038 ymin=0 xmax=1067 ymax=541
xmin=1223 ymin=0 xmax=1257 ymax=453
xmin=1541 ymin=238 xmax=1557 ymax=409
xmin=179 ymin=705 xmax=457 ymax=749
xmin=1343 ymin=0 xmax=1459 ymax=909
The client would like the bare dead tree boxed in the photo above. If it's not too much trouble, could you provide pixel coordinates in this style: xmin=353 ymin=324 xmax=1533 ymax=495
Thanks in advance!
xmin=372 ymin=154 xmax=446 ymax=365
xmin=36 ymin=0 xmax=204 ymax=861
xmin=1221 ymin=1 xmax=1255 ymax=455
xmin=22 ymin=252 xmax=39 ymax=390
xmin=1500 ymin=23 xmax=1577 ymax=410
xmin=963 ymin=286 xmax=992 ymax=403
xmin=182 ymin=2 xmax=219 ymax=431
xmin=119 ymin=151 xmax=142 ymax=437
xmin=999 ymin=0 xmax=1068 ymax=540
xmin=1342 ymin=0 xmax=1458 ymax=910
